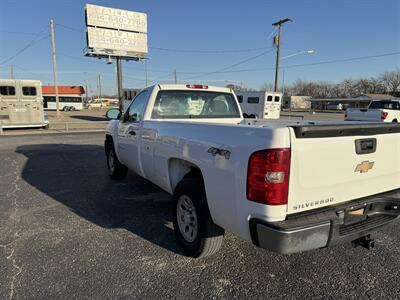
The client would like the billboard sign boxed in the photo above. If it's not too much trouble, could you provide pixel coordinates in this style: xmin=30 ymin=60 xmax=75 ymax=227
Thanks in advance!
xmin=87 ymin=27 xmax=147 ymax=57
xmin=86 ymin=4 xmax=147 ymax=33
xmin=85 ymin=4 xmax=148 ymax=59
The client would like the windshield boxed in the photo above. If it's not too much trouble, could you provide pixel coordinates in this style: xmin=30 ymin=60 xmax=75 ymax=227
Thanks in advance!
xmin=151 ymin=90 xmax=241 ymax=119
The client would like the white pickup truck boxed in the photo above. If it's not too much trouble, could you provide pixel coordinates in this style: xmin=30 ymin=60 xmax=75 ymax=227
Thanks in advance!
xmin=345 ymin=100 xmax=400 ymax=123
xmin=105 ymin=84 xmax=400 ymax=258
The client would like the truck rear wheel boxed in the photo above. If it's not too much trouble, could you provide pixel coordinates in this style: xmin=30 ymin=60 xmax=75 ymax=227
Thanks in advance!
xmin=172 ymin=177 xmax=224 ymax=258
xmin=105 ymin=140 xmax=127 ymax=180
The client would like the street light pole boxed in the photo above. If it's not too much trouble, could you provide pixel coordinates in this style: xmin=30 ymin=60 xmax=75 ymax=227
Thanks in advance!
xmin=272 ymin=18 xmax=292 ymax=92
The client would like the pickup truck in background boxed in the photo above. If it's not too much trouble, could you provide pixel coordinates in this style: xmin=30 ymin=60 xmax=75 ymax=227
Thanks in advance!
xmin=105 ymin=84 xmax=400 ymax=258
xmin=345 ymin=100 xmax=400 ymax=123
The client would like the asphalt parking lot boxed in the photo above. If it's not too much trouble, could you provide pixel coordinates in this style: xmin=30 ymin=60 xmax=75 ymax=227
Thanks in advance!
xmin=1 ymin=133 xmax=399 ymax=299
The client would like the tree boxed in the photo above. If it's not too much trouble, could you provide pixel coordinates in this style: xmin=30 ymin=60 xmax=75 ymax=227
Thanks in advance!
xmin=381 ymin=69 xmax=400 ymax=94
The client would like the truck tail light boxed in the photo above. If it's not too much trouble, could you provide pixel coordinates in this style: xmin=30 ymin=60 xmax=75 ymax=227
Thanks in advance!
xmin=186 ymin=84 xmax=208 ymax=89
xmin=247 ymin=148 xmax=291 ymax=205
xmin=381 ymin=112 xmax=388 ymax=120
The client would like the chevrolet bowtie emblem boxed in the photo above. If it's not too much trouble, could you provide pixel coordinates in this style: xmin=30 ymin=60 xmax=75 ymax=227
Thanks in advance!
xmin=355 ymin=161 xmax=374 ymax=173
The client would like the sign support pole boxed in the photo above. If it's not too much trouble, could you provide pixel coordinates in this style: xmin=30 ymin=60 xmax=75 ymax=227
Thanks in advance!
xmin=116 ymin=57 xmax=123 ymax=110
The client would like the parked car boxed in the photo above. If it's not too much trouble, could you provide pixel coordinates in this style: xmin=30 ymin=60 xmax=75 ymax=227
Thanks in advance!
xmin=104 ymin=84 xmax=400 ymax=258
xmin=87 ymin=99 xmax=109 ymax=110
xmin=345 ymin=100 xmax=400 ymax=122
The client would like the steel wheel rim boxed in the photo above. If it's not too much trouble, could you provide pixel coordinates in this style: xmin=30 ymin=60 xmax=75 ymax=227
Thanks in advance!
xmin=108 ymin=150 xmax=115 ymax=173
xmin=176 ymin=195 xmax=198 ymax=243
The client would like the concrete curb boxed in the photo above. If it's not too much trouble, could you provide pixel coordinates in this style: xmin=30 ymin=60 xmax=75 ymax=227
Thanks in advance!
xmin=1 ymin=129 xmax=105 ymax=137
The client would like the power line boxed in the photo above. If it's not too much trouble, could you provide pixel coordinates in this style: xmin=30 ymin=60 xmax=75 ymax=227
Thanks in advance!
xmin=0 ymin=26 xmax=50 ymax=66
xmin=56 ymin=23 xmax=85 ymax=33
xmin=184 ymin=48 xmax=274 ymax=80
xmin=204 ymin=51 xmax=400 ymax=74
xmin=55 ymin=22 xmax=274 ymax=55
xmin=150 ymin=46 xmax=272 ymax=54
xmin=0 ymin=30 xmax=39 ymax=36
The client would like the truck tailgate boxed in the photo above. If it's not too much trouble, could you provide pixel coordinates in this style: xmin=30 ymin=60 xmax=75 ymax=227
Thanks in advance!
xmin=287 ymin=123 xmax=400 ymax=214
xmin=346 ymin=108 xmax=382 ymax=121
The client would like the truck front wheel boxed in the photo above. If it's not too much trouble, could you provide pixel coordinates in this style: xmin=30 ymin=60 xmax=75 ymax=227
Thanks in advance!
xmin=172 ymin=178 xmax=225 ymax=258
xmin=105 ymin=141 xmax=128 ymax=180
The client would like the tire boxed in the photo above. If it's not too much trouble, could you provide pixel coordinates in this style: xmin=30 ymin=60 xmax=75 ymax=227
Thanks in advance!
xmin=243 ymin=113 xmax=248 ymax=118
xmin=393 ymin=119 xmax=398 ymax=123
xmin=172 ymin=177 xmax=224 ymax=258
xmin=70 ymin=106 xmax=76 ymax=111
xmin=62 ymin=106 xmax=68 ymax=111
xmin=105 ymin=140 xmax=128 ymax=180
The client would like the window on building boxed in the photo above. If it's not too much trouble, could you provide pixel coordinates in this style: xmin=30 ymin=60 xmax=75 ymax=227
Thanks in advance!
xmin=247 ymin=97 xmax=259 ymax=104
xmin=22 ymin=86 xmax=37 ymax=96
xmin=267 ymin=96 xmax=273 ymax=102
xmin=0 ymin=86 xmax=16 ymax=96
xmin=274 ymin=96 xmax=280 ymax=102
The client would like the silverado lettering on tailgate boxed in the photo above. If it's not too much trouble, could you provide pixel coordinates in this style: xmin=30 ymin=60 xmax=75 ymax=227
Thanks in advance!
xmin=293 ymin=197 xmax=334 ymax=211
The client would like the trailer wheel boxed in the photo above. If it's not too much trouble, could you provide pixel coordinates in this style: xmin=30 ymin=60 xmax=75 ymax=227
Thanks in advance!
xmin=105 ymin=140 xmax=127 ymax=180
xmin=172 ymin=177 xmax=224 ymax=258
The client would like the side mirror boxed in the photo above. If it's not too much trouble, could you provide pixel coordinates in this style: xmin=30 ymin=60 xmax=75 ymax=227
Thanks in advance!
xmin=106 ymin=108 xmax=121 ymax=120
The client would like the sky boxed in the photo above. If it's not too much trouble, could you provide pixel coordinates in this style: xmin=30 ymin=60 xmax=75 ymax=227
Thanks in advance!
xmin=0 ymin=0 xmax=399 ymax=96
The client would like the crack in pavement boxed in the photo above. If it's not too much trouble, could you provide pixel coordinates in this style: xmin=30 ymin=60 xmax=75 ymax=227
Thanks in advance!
xmin=3 ymin=157 xmax=23 ymax=300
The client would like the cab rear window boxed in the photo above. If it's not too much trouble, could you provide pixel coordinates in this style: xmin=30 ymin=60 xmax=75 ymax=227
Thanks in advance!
xmin=152 ymin=90 xmax=241 ymax=119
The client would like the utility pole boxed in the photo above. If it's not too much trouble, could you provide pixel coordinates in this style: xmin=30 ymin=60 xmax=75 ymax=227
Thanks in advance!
xmin=85 ymin=82 xmax=89 ymax=103
xmin=272 ymin=18 xmax=292 ymax=92
xmin=116 ymin=58 xmax=123 ymax=109
xmin=174 ymin=69 xmax=177 ymax=84
xmin=50 ymin=19 xmax=60 ymax=117
xmin=97 ymin=74 xmax=102 ymax=100
xmin=10 ymin=64 xmax=14 ymax=79
xmin=144 ymin=59 xmax=148 ymax=87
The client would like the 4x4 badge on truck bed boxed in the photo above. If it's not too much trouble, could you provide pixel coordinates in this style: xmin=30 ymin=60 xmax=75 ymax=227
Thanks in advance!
xmin=207 ymin=147 xmax=231 ymax=159
xmin=355 ymin=161 xmax=374 ymax=173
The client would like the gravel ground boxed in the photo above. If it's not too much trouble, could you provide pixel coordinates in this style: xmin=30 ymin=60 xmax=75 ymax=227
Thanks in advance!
xmin=0 ymin=133 xmax=399 ymax=300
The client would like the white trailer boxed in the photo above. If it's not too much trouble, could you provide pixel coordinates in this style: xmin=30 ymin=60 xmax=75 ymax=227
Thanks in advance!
xmin=235 ymin=91 xmax=282 ymax=119
xmin=0 ymin=79 xmax=48 ymax=128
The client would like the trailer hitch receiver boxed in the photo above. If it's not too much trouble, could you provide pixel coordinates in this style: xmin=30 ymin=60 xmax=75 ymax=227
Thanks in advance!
xmin=352 ymin=235 xmax=375 ymax=250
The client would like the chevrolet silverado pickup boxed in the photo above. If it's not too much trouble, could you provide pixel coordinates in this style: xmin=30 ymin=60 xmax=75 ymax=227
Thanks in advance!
xmin=105 ymin=84 xmax=400 ymax=258
xmin=345 ymin=99 xmax=400 ymax=123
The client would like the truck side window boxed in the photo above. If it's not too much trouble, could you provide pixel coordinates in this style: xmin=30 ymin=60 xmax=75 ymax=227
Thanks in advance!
xmin=237 ymin=95 xmax=243 ymax=103
xmin=125 ymin=90 xmax=148 ymax=122
xmin=0 ymin=86 xmax=16 ymax=96
xmin=22 ymin=86 xmax=37 ymax=96
xmin=247 ymin=97 xmax=259 ymax=104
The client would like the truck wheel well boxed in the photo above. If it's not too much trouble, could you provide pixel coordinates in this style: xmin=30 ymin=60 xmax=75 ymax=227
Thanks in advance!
xmin=169 ymin=158 xmax=204 ymax=192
